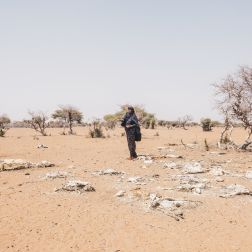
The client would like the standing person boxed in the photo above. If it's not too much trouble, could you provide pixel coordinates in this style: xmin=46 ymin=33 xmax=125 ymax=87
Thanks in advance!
xmin=121 ymin=106 xmax=140 ymax=160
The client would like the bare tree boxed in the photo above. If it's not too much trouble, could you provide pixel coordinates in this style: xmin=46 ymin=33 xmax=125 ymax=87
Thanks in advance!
xmin=177 ymin=115 xmax=193 ymax=130
xmin=52 ymin=106 xmax=83 ymax=135
xmin=0 ymin=114 xmax=11 ymax=137
xmin=24 ymin=112 xmax=49 ymax=136
xmin=214 ymin=66 xmax=252 ymax=150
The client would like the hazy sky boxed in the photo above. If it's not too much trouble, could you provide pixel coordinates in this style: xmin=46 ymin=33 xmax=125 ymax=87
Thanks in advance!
xmin=1 ymin=0 xmax=252 ymax=122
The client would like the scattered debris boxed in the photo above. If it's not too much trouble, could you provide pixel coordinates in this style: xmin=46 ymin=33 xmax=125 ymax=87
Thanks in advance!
xmin=171 ymin=174 xmax=209 ymax=194
xmin=58 ymin=180 xmax=95 ymax=193
xmin=148 ymin=194 xmax=201 ymax=221
xmin=177 ymin=182 xmax=207 ymax=194
xmin=219 ymin=184 xmax=251 ymax=198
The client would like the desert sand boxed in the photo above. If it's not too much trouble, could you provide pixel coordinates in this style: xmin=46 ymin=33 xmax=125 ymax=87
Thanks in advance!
xmin=1 ymin=126 xmax=252 ymax=252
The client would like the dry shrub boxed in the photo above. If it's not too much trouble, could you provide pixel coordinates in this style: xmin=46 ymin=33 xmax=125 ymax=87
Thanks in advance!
xmin=24 ymin=112 xmax=49 ymax=136
xmin=89 ymin=120 xmax=105 ymax=138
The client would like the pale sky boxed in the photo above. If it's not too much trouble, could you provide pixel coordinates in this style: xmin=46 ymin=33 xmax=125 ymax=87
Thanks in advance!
xmin=1 ymin=0 xmax=252 ymax=122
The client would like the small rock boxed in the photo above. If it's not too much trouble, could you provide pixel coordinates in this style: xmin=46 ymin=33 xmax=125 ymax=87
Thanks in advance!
xmin=61 ymin=180 xmax=95 ymax=193
xmin=209 ymin=152 xmax=226 ymax=155
xmin=127 ymin=176 xmax=144 ymax=183
xmin=0 ymin=159 xmax=33 ymax=171
xmin=159 ymin=199 xmax=185 ymax=209
xmin=183 ymin=162 xmax=205 ymax=174
xmin=216 ymin=177 xmax=224 ymax=182
xmin=163 ymin=162 xmax=177 ymax=169
xmin=37 ymin=144 xmax=48 ymax=149
xmin=245 ymin=171 xmax=252 ymax=179
xmin=36 ymin=161 xmax=55 ymax=168
xmin=194 ymin=188 xmax=202 ymax=194
xmin=166 ymin=154 xmax=183 ymax=159
xmin=210 ymin=166 xmax=225 ymax=176
xmin=144 ymin=160 xmax=153 ymax=165
xmin=97 ymin=169 xmax=123 ymax=176
xmin=115 ymin=190 xmax=126 ymax=197
xmin=219 ymin=184 xmax=251 ymax=198
xmin=45 ymin=171 xmax=68 ymax=179
xmin=177 ymin=182 xmax=207 ymax=193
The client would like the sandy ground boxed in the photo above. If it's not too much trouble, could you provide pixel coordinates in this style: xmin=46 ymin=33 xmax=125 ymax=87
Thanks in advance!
xmin=1 ymin=126 xmax=252 ymax=252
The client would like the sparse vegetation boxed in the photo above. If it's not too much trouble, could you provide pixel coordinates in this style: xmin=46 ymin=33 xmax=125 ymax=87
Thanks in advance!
xmin=89 ymin=120 xmax=104 ymax=138
xmin=52 ymin=106 xmax=83 ymax=135
xmin=0 ymin=115 xmax=11 ymax=137
xmin=24 ymin=112 xmax=49 ymax=136
xmin=158 ymin=119 xmax=197 ymax=129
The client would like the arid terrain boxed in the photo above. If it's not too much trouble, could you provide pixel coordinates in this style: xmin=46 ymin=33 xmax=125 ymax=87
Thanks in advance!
xmin=1 ymin=127 xmax=252 ymax=252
